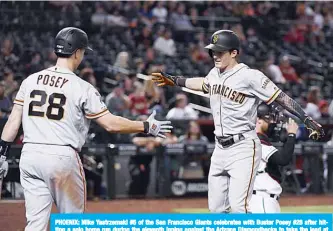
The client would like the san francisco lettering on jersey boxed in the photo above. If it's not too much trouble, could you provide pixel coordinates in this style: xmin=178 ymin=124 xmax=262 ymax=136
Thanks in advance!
xmin=37 ymin=74 xmax=69 ymax=88
xmin=210 ymin=84 xmax=246 ymax=104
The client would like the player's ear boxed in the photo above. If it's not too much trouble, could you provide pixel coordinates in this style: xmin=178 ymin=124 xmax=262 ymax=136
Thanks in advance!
xmin=230 ymin=49 xmax=238 ymax=58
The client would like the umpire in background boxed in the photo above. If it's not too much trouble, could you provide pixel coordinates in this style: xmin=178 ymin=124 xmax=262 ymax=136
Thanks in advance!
xmin=249 ymin=103 xmax=298 ymax=213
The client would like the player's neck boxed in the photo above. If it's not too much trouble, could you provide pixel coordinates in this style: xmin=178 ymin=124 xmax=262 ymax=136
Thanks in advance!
xmin=55 ymin=58 xmax=76 ymax=72
xmin=220 ymin=60 xmax=238 ymax=73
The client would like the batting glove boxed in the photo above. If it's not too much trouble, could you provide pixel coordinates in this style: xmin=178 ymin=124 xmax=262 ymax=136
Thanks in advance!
xmin=304 ymin=116 xmax=325 ymax=140
xmin=0 ymin=139 xmax=11 ymax=179
xmin=151 ymin=72 xmax=185 ymax=87
xmin=0 ymin=157 xmax=8 ymax=179
xmin=145 ymin=110 xmax=173 ymax=138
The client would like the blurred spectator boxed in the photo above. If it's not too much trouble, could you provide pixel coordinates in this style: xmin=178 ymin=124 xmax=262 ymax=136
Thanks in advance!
xmin=91 ymin=2 xmax=108 ymax=26
xmin=170 ymin=3 xmax=194 ymax=32
xmin=279 ymin=56 xmax=302 ymax=83
xmin=1 ymin=38 xmax=19 ymax=69
xmin=144 ymin=80 xmax=165 ymax=115
xmin=264 ymin=54 xmax=286 ymax=84
xmin=304 ymin=86 xmax=321 ymax=120
xmin=82 ymin=154 xmax=104 ymax=201
xmin=26 ymin=52 xmax=43 ymax=74
xmin=156 ymin=131 xmax=179 ymax=145
xmin=129 ymin=82 xmax=148 ymax=116
xmin=243 ymin=2 xmax=255 ymax=16
xmin=313 ymin=5 xmax=324 ymax=29
xmin=113 ymin=51 xmax=131 ymax=70
xmin=153 ymin=29 xmax=176 ymax=57
xmin=166 ymin=93 xmax=198 ymax=120
xmin=142 ymin=48 xmax=156 ymax=73
xmin=152 ymin=1 xmax=168 ymax=24
xmin=128 ymin=115 xmax=158 ymax=197
xmin=318 ymin=100 xmax=330 ymax=118
xmin=123 ymin=74 xmax=138 ymax=95
xmin=189 ymin=7 xmax=199 ymax=27
xmin=80 ymin=67 xmax=98 ymax=89
xmin=189 ymin=44 xmax=209 ymax=63
xmin=178 ymin=121 xmax=210 ymax=178
xmin=0 ymin=83 xmax=12 ymax=118
xmin=139 ymin=1 xmax=154 ymax=27
xmin=2 ymin=69 xmax=19 ymax=98
xmin=105 ymin=85 xmax=131 ymax=117
xmin=44 ymin=49 xmax=58 ymax=68
xmin=231 ymin=24 xmax=246 ymax=43
xmin=179 ymin=121 xmax=208 ymax=143
xmin=135 ymin=26 xmax=154 ymax=49
xmin=284 ymin=25 xmax=305 ymax=44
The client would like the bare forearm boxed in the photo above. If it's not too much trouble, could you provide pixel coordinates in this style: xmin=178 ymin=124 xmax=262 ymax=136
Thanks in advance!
xmin=275 ymin=92 xmax=307 ymax=122
xmin=1 ymin=105 xmax=23 ymax=142
xmin=95 ymin=113 xmax=145 ymax=134
xmin=185 ymin=78 xmax=206 ymax=92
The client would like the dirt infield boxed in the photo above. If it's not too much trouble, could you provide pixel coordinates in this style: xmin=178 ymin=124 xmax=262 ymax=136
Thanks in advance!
xmin=1 ymin=194 xmax=332 ymax=231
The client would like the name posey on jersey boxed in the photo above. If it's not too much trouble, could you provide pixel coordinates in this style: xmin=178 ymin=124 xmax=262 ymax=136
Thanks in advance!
xmin=37 ymin=74 xmax=69 ymax=88
xmin=210 ymin=84 xmax=247 ymax=104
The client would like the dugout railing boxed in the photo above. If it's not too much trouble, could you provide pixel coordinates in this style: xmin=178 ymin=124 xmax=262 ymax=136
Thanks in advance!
xmin=3 ymin=142 xmax=333 ymax=200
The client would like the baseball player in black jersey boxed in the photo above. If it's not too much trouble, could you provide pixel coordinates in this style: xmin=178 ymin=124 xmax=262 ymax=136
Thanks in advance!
xmin=249 ymin=103 xmax=298 ymax=213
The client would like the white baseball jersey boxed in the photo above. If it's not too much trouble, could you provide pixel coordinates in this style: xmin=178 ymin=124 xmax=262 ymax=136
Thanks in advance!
xmin=253 ymin=144 xmax=282 ymax=195
xmin=203 ymin=63 xmax=281 ymax=137
xmin=14 ymin=66 xmax=108 ymax=151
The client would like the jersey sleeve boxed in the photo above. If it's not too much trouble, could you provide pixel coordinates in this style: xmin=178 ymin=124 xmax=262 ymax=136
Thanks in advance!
xmin=202 ymin=77 xmax=210 ymax=94
xmin=202 ymin=68 xmax=215 ymax=94
xmin=13 ymin=79 xmax=27 ymax=106
xmin=261 ymin=145 xmax=278 ymax=162
xmin=248 ymin=70 xmax=281 ymax=105
xmin=82 ymin=85 xmax=109 ymax=119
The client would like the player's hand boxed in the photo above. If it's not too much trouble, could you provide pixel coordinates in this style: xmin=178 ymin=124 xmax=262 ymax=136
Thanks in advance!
xmin=286 ymin=118 xmax=299 ymax=135
xmin=146 ymin=110 xmax=173 ymax=138
xmin=304 ymin=116 xmax=325 ymax=140
xmin=151 ymin=72 xmax=179 ymax=87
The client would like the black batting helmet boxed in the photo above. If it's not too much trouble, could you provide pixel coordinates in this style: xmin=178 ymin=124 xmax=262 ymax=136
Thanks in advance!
xmin=54 ymin=27 xmax=93 ymax=57
xmin=205 ymin=30 xmax=240 ymax=57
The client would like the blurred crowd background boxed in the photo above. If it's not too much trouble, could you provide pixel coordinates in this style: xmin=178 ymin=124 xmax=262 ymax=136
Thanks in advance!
xmin=1 ymin=1 xmax=333 ymax=200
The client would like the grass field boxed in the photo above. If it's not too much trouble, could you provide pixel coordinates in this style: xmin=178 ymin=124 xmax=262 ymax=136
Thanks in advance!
xmin=173 ymin=206 xmax=333 ymax=213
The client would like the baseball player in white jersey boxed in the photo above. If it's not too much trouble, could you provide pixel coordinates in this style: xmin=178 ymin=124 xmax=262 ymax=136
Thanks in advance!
xmin=151 ymin=29 xmax=324 ymax=213
xmin=249 ymin=103 xmax=298 ymax=213
xmin=0 ymin=27 xmax=172 ymax=231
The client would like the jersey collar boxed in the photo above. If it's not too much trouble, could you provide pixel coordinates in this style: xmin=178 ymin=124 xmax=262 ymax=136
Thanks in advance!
xmin=257 ymin=132 xmax=272 ymax=146
xmin=48 ymin=66 xmax=75 ymax=75
xmin=217 ymin=63 xmax=249 ymax=76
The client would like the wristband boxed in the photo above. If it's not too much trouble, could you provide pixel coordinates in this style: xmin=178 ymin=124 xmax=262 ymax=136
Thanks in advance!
xmin=288 ymin=133 xmax=296 ymax=137
xmin=143 ymin=121 xmax=149 ymax=134
xmin=175 ymin=78 xmax=186 ymax=87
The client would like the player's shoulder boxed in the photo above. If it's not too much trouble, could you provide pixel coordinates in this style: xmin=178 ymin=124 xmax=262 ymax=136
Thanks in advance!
xmin=22 ymin=69 xmax=48 ymax=85
xmin=206 ymin=67 xmax=218 ymax=78
xmin=240 ymin=64 xmax=265 ymax=77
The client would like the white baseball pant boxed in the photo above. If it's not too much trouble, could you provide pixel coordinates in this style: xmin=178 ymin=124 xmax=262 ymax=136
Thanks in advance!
xmin=19 ymin=143 xmax=86 ymax=231
xmin=208 ymin=137 xmax=262 ymax=213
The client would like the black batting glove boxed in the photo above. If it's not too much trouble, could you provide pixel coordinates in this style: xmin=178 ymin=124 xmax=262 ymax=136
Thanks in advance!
xmin=304 ymin=117 xmax=325 ymax=140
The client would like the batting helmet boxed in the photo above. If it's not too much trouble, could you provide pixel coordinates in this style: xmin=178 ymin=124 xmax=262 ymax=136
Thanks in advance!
xmin=205 ymin=30 xmax=240 ymax=57
xmin=54 ymin=27 xmax=93 ymax=57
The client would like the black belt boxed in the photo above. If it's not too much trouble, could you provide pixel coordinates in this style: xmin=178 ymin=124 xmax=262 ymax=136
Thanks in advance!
xmin=253 ymin=190 xmax=279 ymax=200
xmin=216 ymin=134 xmax=245 ymax=148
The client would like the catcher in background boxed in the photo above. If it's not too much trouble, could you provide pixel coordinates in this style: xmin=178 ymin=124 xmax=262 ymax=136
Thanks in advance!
xmin=250 ymin=103 xmax=298 ymax=213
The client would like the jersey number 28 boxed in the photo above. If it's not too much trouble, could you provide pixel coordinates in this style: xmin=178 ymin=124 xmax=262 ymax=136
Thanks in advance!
xmin=28 ymin=90 xmax=66 ymax=120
